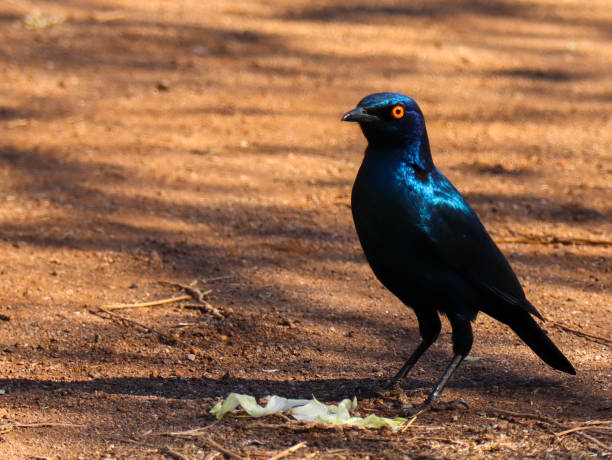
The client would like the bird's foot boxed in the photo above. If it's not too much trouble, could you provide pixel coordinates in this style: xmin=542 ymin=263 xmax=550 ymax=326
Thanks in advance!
xmin=402 ymin=398 xmax=469 ymax=416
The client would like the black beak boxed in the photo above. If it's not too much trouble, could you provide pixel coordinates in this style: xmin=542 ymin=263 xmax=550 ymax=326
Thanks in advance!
xmin=342 ymin=107 xmax=379 ymax=123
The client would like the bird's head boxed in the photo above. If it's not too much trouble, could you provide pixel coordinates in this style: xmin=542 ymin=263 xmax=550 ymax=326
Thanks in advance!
xmin=342 ymin=92 xmax=433 ymax=170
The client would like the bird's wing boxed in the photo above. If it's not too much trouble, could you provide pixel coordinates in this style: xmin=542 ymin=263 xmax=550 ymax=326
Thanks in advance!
xmin=423 ymin=175 xmax=543 ymax=320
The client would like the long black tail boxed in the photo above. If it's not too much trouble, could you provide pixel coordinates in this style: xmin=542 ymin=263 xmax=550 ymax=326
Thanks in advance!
xmin=506 ymin=313 xmax=576 ymax=375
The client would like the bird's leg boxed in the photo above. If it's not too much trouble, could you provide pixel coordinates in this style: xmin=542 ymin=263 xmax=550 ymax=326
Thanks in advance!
xmin=386 ymin=338 xmax=434 ymax=390
xmin=357 ymin=339 xmax=435 ymax=398
xmin=357 ymin=310 xmax=441 ymax=398
xmin=403 ymin=316 xmax=472 ymax=415
xmin=388 ymin=310 xmax=442 ymax=388
xmin=403 ymin=353 xmax=469 ymax=415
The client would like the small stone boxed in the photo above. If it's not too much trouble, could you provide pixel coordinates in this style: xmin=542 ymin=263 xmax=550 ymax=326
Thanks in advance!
xmin=186 ymin=353 xmax=196 ymax=361
xmin=156 ymin=80 xmax=170 ymax=91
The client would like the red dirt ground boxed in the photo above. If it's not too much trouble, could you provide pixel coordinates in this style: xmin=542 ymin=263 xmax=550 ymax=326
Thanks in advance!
xmin=0 ymin=0 xmax=610 ymax=458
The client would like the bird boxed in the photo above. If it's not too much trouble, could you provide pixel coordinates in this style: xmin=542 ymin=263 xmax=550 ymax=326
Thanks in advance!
xmin=342 ymin=92 xmax=575 ymax=414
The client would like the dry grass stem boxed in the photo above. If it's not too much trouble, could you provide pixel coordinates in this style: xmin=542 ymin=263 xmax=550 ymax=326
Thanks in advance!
xmin=401 ymin=415 xmax=418 ymax=432
xmin=161 ymin=446 xmax=192 ymax=460
xmin=543 ymin=319 xmax=612 ymax=346
xmin=102 ymin=295 xmax=192 ymax=310
xmin=159 ymin=422 xmax=219 ymax=438
xmin=200 ymin=436 xmax=246 ymax=460
xmin=555 ymin=425 xmax=612 ymax=436
xmin=267 ymin=441 xmax=307 ymax=460
xmin=497 ymin=234 xmax=612 ymax=247
xmin=0 ymin=422 xmax=85 ymax=435
xmin=487 ymin=408 xmax=611 ymax=452
xmin=200 ymin=275 xmax=235 ymax=283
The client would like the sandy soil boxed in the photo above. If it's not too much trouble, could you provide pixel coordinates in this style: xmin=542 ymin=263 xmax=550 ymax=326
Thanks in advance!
xmin=0 ymin=0 xmax=610 ymax=458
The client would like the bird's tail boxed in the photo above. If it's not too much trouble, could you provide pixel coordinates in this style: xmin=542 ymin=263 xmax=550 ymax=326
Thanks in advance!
xmin=505 ymin=313 xmax=576 ymax=375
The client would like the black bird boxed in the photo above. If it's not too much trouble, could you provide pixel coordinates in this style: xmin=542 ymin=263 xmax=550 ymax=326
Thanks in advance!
xmin=342 ymin=92 xmax=575 ymax=414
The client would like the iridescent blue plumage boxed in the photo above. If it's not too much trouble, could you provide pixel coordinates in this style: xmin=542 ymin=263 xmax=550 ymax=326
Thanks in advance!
xmin=358 ymin=92 xmax=420 ymax=110
xmin=343 ymin=93 xmax=575 ymax=414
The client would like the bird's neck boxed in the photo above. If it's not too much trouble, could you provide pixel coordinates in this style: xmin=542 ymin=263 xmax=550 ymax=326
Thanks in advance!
xmin=367 ymin=131 xmax=435 ymax=173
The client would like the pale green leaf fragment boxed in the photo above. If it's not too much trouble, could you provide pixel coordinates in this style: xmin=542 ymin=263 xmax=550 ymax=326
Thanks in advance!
xmin=290 ymin=396 xmax=356 ymax=422
xmin=210 ymin=393 xmax=407 ymax=431
xmin=210 ymin=393 xmax=310 ymax=419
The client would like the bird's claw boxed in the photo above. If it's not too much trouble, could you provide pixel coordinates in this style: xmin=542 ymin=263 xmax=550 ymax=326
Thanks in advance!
xmin=402 ymin=398 xmax=470 ymax=416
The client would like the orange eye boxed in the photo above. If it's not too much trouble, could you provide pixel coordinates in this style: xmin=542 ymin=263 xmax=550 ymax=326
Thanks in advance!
xmin=391 ymin=105 xmax=404 ymax=119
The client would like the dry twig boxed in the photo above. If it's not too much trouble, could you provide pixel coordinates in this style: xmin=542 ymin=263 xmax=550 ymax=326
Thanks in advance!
xmin=89 ymin=279 xmax=218 ymax=351
xmin=555 ymin=425 xmax=612 ymax=436
xmin=267 ymin=441 xmax=307 ymax=460
xmin=0 ymin=421 xmax=84 ymax=435
xmin=487 ymin=408 xmax=563 ymax=427
xmin=497 ymin=234 xmax=612 ymax=247
xmin=183 ymin=303 xmax=225 ymax=319
xmin=161 ymin=446 xmax=192 ymax=460
xmin=102 ymin=295 xmax=192 ymax=310
xmin=543 ymin=318 xmax=612 ymax=346
xmin=567 ymin=432 xmax=611 ymax=451
xmin=159 ymin=280 xmax=212 ymax=303
xmin=89 ymin=307 xmax=198 ymax=351
xmin=487 ymin=408 xmax=611 ymax=452
xmin=158 ymin=422 xmax=219 ymax=438
xmin=158 ymin=280 xmax=225 ymax=318
xmin=200 ymin=275 xmax=235 ymax=283
xmin=199 ymin=436 xmax=246 ymax=460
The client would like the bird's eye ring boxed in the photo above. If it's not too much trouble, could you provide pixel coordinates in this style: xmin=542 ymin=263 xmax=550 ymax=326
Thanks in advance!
xmin=391 ymin=105 xmax=404 ymax=119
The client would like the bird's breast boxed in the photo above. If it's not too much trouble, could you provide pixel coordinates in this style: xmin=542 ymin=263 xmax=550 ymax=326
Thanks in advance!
xmin=350 ymin=156 xmax=481 ymax=314
xmin=351 ymin=157 xmax=432 ymax=271
xmin=352 ymin=156 xmax=427 ymax=230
